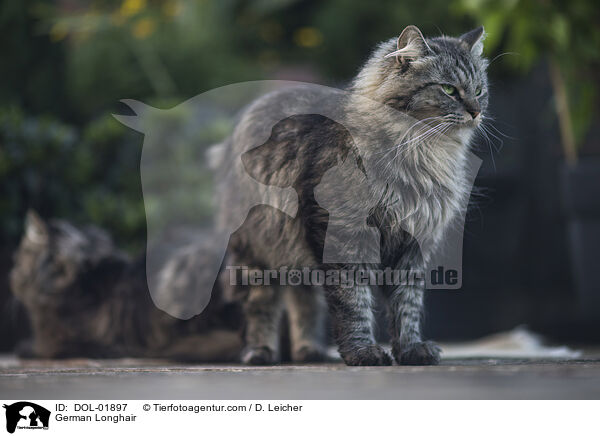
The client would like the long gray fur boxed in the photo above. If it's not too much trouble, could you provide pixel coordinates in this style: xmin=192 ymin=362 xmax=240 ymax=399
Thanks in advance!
xmin=215 ymin=25 xmax=488 ymax=365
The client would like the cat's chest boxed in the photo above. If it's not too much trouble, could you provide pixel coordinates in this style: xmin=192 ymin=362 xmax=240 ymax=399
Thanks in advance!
xmin=373 ymin=176 xmax=464 ymax=250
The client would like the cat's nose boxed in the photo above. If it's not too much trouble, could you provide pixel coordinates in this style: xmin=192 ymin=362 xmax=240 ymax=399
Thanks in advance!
xmin=468 ymin=110 xmax=480 ymax=119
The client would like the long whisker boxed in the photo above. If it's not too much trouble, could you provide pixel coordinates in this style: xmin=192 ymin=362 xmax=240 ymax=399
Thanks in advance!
xmin=386 ymin=122 xmax=453 ymax=177
xmin=484 ymin=121 xmax=514 ymax=140
xmin=372 ymin=117 xmax=445 ymax=168
xmin=372 ymin=116 xmax=444 ymax=157
xmin=388 ymin=123 xmax=449 ymax=171
xmin=475 ymin=123 xmax=497 ymax=171
xmin=480 ymin=123 xmax=504 ymax=153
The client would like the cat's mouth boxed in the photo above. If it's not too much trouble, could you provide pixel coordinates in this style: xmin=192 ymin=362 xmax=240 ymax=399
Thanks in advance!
xmin=444 ymin=115 xmax=481 ymax=130
xmin=458 ymin=117 xmax=481 ymax=128
xmin=416 ymin=117 xmax=480 ymax=132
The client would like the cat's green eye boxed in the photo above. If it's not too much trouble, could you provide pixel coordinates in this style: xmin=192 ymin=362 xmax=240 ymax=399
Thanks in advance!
xmin=476 ymin=87 xmax=483 ymax=97
xmin=442 ymin=84 xmax=457 ymax=96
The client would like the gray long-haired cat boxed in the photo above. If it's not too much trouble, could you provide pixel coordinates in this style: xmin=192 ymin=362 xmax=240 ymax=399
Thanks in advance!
xmin=10 ymin=210 xmax=242 ymax=360
xmin=215 ymin=25 xmax=488 ymax=366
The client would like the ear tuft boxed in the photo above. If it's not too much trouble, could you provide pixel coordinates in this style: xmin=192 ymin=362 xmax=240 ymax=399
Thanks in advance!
xmin=384 ymin=25 xmax=431 ymax=65
xmin=460 ymin=26 xmax=485 ymax=56
xmin=25 ymin=209 xmax=48 ymax=244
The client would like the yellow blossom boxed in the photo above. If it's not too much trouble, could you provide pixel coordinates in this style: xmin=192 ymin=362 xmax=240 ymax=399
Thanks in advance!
xmin=132 ymin=17 xmax=155 ymax=39
xmin=49 ymin=22 xmax=69 ymax=42
xmin=293 ymin=27 xmax=323 ymax=48
xmin=162 ymin=0 xmax=182 ymax=18
xmin=120 ymin=0 xmax=146 ymax=18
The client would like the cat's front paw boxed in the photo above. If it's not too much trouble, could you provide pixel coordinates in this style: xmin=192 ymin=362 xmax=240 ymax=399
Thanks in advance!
xmin=291 ymin=344 xmax=328 ymax=363
xmin=395 ymin=341 xmax=441 ymax=366
xmin=241 ymin=346 xmax=277 ymax=365
xmin=342 ymin=344 xmax=393 ymax=366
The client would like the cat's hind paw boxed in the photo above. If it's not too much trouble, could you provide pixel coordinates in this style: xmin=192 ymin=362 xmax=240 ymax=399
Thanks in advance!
xmin=241 ymin=346 xmax=277 ymax=365
xmin=291 ymin=344 xmax=328 ymax=363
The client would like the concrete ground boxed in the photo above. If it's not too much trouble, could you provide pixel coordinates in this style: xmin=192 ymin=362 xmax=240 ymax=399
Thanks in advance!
xmin=1 ymin=354 xmax=599 ymax=399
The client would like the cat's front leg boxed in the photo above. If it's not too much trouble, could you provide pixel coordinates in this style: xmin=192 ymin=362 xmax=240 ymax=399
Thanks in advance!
xmin=241 ymin=285 xmax=284 ymax=365
xmin=386 ymin=284 xmax=441 ymax=365
xmin=325 ymin=283 xmax=392 ymax=366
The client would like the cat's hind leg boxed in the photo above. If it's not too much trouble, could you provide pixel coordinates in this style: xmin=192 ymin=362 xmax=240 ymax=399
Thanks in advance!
xmin=241 ymin=285 xmax=284 ymax=365
xmin=285 ymin=285 xmax=327 ymax=362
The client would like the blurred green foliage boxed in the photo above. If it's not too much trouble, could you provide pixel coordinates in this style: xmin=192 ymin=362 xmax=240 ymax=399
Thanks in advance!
xmin=0 ymin=107 xmax=145 ymax=250
xmin=0 ymin=0 xmax=598 ymax=248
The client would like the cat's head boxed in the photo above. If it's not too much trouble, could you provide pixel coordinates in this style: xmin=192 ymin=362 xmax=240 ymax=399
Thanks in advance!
xmin=354 ymin=25 xmax=488 ymax=131
xmin=10 ymin=210 xmax=128 ymax=308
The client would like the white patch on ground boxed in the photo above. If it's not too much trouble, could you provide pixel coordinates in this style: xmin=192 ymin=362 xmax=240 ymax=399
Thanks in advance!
xmin=440 ymin=326 xmax=582 ymax=359
xmin=0 ymin=354 xmax=20 ymax=368
xmin=325 ymin=326 xmax=582 ymax=361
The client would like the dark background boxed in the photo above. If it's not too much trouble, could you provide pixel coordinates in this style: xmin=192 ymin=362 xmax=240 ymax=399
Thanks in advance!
xmin=1 ymin=0 xmax=599 ymax=350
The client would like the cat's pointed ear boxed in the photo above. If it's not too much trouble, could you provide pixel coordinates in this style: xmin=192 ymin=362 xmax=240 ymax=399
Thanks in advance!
xmin=460 ymin=26 xmax=485 ymax=56
xmin=385 ymin=25 xmax=431 ymax=65
xmin=25 ymin=209 xmax=48 ymax=245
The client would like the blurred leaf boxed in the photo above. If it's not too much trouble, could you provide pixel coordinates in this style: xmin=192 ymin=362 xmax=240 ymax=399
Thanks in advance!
xmin=551 ymin=14 xmax=569 ymax=50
